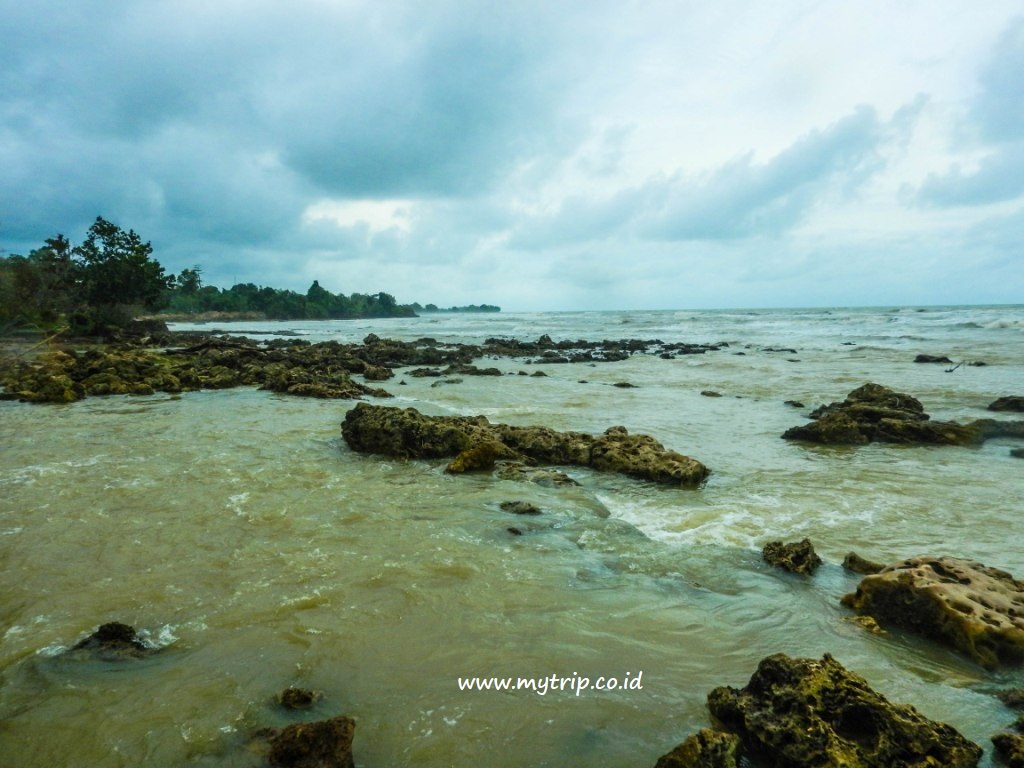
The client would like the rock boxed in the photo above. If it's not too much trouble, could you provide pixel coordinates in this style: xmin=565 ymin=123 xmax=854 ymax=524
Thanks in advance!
xmin=589 ymin=426 xmax=710 ymax=487
xmin=494 ymin=463 xmax=580 ymax=486
xmin=500 ymin=501 xmax=543 ymax=515
xmin=361 ymin=365 xmax=393 ymax=381
xmin=762 ymin=539 xmax=822 ymax=575
xmin=915 ymin=354 xmax=954 ymax=364
xmin=278 ymin=687 xmax=322 ymax=710
xmin=445 ymin=440 xmax=517 ymax=473
xmin=266 ymin=716 xmax=355 ymax=768
xmin=1012 ymin=449 xmax=1024 ymax=459
xmin=700 ymin=390 xmax=722 ymax=398
xmin=342 ymin=404 xmax=490 ymax=459
xmin=507 ymin=527 xmax=524 ymax=536
xmin=990 ymin=396 xmax=1024 ymax=412
xmin=997 ymin=689 xmax=1024 ymax=709
xmin=707 ymin=653 xmax=982 ymax=767
xmin=993 ymin=731 xmax=1024 ymax=768
xmin=781 ymin=383 xmax=1020 ymax=446
xmin=784 ymin=400 xmax=805 ymax=408
xmin=653 ymin=728 xmax=741 ymax=768
xmin=842 ymin=551 xmax=886 ymax=575
xmin=68 ymin=622 xmax=152 ymax=660
xmin=341 ymin=403 xmax=709 ymax=487
xmin=614 ymin=381 xmax=638 ymax=388
xmin=841 ymin=556 xmax=1024 ymax=668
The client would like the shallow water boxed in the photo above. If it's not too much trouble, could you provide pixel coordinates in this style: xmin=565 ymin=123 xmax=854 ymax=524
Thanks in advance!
xmin=2 ymin=305 xmax=1023 ymax=766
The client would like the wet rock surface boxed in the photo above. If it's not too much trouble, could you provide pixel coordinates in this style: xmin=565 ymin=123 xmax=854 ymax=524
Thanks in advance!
xmin=263 ymin=716 xmax=356 ymax=768
xmin=706 ymin=653 xmax=982 ymax=767
xmin=842 ymin=551 xmax=886 ymax=575
xmin=653 ymin=728 xmax=741 ymax=768
xmin=841 ymin=556 xmax=1024 ymax=668
xmin=990 ymin=396 xmax=1024 ymax=412
xmin=993 ymin=730 xmax=1024 ymax=768
xmin=66 ymin=622 xmax=154 ymax=661
xmin=341 ymin=403 xmax=710 ymax=487
xmin=278 ymin=687 xmax=323 ymax=710
xmin=782 ymin=382 xmax=1024 ymax=446
xmin=762 ymin=539 xmax=822 ymax=575
xmin=0 ymin=331 xmax=730 ymax=404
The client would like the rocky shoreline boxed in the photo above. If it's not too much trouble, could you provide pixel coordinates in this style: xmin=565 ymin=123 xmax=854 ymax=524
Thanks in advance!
xmin=5 ymin=322 xmax=1024 ymax=766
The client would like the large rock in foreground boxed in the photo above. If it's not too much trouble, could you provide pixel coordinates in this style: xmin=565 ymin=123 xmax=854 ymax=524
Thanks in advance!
xmin=783 ymin=383 xmax=1024 ymax=446
xmin=841 ymin=556 xmax=1024 ymax=668
xmin=707 ymin=653 xmax=982 ymax=767
xmin=341 ymin=403 xmax=710 ymax=487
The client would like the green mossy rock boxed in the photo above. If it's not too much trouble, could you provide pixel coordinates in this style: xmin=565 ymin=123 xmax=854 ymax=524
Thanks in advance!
xmin=708 ymin=653 xmax=981 ymax=767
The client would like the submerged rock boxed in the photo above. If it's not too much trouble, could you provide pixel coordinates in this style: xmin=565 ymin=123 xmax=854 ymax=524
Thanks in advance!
xmin=342 ymin=403 xmax=709 ymax=487
xmin=782 ymin=382 xmax=1024 ymax=446
xmin=265 ymin=716 xmax=355 ymax=768
xmin=762 ymin=539 xmax=822 ymax=575
xmin=990 ymin=396 xmax=1024 ymax=412
xmin=841 ymin=556 xmax=1024 ymax=668
xmin=707 ymin=653 xmax=982 ymax=767
xmin=278 ymin=687 xmax=323 ymax=710
xmin=653 ymin=728 xmax=741 ymax=768
xmin=67 ymin=622 xmax=153 ymax=661
xmin=993 ymin=731 xmax=1024 ymax=768
xmin=842 ymin=551 xmax=886 ymax=575
xmin=500 ymin=501 xmax=543 ymax=515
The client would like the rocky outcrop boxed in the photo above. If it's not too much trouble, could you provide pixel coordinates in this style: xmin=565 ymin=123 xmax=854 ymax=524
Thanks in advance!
xmin=341 ymin=403 xmax=710 ymax=487
xmin=762 ymin=539 xmax=822 ymax=575
xmin=264 ymin=716 xmax=355 ymax=768
xmin=782 ymin=383 xmax=1024 ymax=446
xmin=990 ymin=396 xmax=1024 ymax=412
xmin=841 ymin=556 xmax=1024 ymax=668
xmin=707 ymin=653 xmax=982 ymax=767
xmin=66 ymin=622 xmax=155 ymax=661
xmin=993 ymin=730 xmax=1024 ymax=768
xmin=653 ymin=728 xmax=741 ymax=768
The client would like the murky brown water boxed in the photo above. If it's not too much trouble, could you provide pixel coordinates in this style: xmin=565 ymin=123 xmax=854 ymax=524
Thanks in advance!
xmin=2 ymin=307 xmax=1023 ymax=766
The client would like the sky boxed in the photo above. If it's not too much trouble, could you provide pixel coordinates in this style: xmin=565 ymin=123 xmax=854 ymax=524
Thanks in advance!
xmin=2 ymin=0 xmax=1022 ymax=311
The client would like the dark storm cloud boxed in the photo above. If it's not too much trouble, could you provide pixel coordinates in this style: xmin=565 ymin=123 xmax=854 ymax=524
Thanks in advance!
xmin=0 ymin=0 xmax=577 ymax=256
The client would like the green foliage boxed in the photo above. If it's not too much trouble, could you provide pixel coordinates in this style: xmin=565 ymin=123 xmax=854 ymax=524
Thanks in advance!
xmin=0 ymin=216 xmax=496 ymax=330
xmin=0 ymin=217 xmax=171 ymax=333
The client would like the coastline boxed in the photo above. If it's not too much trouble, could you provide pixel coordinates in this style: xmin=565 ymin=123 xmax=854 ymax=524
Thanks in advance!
xmin=2 ymin=306 xmax=1024 ymax=767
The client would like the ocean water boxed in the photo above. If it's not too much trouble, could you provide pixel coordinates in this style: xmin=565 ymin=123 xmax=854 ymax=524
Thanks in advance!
xmin=1 ymin=305 xmax=1023 ymax=767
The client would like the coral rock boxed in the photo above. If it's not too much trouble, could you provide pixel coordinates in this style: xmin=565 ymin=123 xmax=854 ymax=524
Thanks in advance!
xmin=762 ymin=539 xmax=823 ymax=575
xmin=707 ymin=653 xmax=982 ymax=767
xmin=654 ymin=728 xmax=741 ymax=768
xmin=267 ymin=716 xmax=355 ymax=768
xmin=841 ymin=556 xmax=1024 ymax=668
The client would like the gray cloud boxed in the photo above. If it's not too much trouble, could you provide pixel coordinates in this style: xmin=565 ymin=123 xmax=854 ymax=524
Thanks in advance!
xmin=917 ymin=16 xmax=1024 ymax=207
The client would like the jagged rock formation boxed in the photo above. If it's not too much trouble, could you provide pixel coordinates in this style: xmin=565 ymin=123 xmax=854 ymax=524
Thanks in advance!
xmin=841 ymin=556 xmax=1024 ymax=668
xmin=782 ymin=383 xmax=1024 ymax=446
xmin=762 ymin=539 xmax=822 ymax=575
xmin=341 ymin=403 xmax=709 ymax=487
xmin=706 ymin=653 xmax=982 ymax=767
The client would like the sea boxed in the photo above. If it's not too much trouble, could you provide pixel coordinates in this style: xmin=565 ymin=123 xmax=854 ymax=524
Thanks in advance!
xmin=1 ymin=305 xmax=1023 ymax=767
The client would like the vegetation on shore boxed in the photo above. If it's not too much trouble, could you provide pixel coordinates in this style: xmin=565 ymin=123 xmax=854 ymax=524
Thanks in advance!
xmin=0 ymin=217 xmax=498 ymax=335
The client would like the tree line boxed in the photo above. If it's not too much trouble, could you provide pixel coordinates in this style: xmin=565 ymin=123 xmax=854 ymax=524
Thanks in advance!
xmin=1 ymin=217 xmax=501 ymax=334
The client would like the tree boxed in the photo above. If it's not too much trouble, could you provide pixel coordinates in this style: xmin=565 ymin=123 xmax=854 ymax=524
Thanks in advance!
xmin=73 ymin=217 xmax=171 ymax=311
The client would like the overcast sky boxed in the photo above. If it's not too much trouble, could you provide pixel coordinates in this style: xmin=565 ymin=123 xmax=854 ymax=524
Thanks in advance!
xmin=2 ymin=1 xmax=1022 ymax=311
